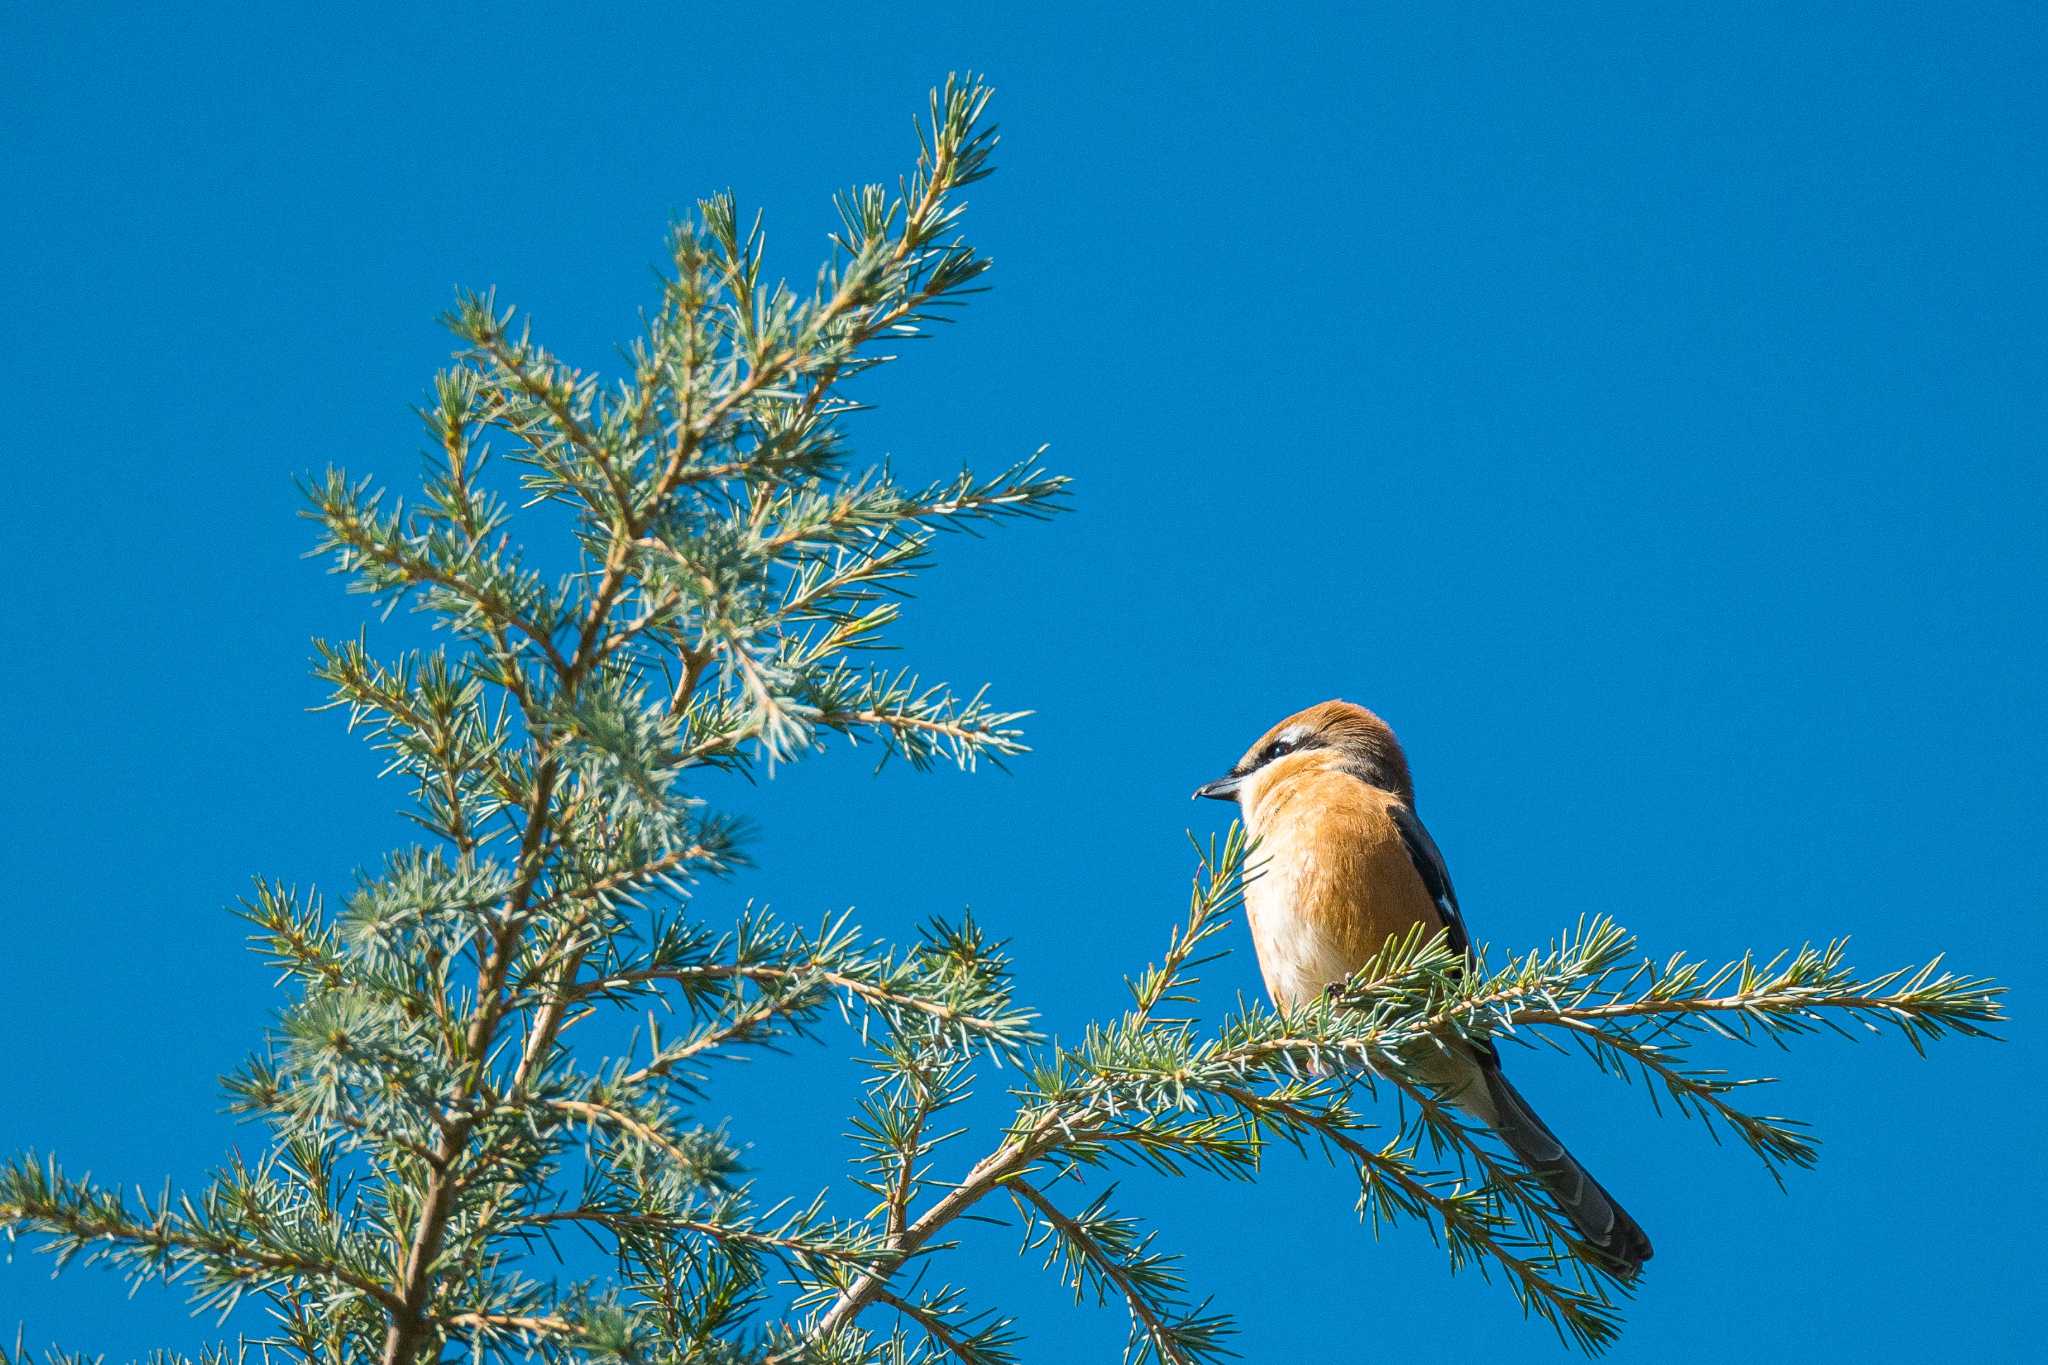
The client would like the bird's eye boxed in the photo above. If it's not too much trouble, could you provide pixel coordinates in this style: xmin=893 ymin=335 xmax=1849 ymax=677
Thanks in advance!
xmin=1261 ymin=739 xmax=1293 ymax=764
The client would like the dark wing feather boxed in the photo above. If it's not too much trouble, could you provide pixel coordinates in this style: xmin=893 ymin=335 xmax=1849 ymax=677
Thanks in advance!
xmin=1387 ymin=802 xmax=1472 ymax=961
xmin=1389 ymin=802 xmax=1654 ymax=1272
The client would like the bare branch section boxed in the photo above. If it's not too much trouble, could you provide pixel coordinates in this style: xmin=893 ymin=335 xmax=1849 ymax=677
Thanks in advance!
xmin=0 ymin=74 xmax=2002 ymax=1365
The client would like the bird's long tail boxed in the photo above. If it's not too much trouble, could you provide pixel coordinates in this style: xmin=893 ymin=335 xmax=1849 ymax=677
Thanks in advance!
xmin=1477 ymin=1063 xmax=1654 ymax=1278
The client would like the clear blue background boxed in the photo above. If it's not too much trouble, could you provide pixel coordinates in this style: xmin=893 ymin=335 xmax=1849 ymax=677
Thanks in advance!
xmin=3 ymin=3 xmax=2041 ymax=1359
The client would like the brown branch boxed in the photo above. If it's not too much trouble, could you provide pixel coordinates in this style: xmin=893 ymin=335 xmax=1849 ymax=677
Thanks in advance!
xmin=542 ymin=1096 xmax=705 ymax=1170
xmin=589 ymin=960 xmax=1019 ymax=1041
xmin=471 ymin=327 xmax=634 ymax=520
xmin=780 ymin=1138 xmax=1033 ymax=1357
xmin=884 ymin=1086 xmax=931 ymax=1242
xmin=1535 ymin=1015 xmax=1811 ymax=1176
xmin=520 ymin=1205 xmax=879 ymax=1266
xmin=873 ymin=1286 xmax=989 ymax=1363
xmin=618 ymin=987 xmax=810 ymax=1088
xmin=1008 ymin=1179 xmax=1192 ymax=1365
xmin=1205 ymin=1082 xmax=1607 ymax=1326
xmin=1508 ymin=991 xmax=1981 ymax=1028
xmin=324 ymin=512 xmax=572 ymax=680
xmin=0 ymin=1201 xmax=403 ymax=1315
xmin=378 ymin=96 xmax=996 ymax=1365
xmin=379 ymin=746 xmax=568 ymax=1365
xmin=440 ymin=1311 xmax=577 ymax=1339
xmin=667 ymin=643 xmax=715 ymax=721
xmin=526 ymin=843 xmax=718 ymax=922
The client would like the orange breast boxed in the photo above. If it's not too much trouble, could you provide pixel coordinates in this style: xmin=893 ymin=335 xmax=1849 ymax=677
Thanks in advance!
xmin=1241 ymin=768 xmax=1443 ymax=1006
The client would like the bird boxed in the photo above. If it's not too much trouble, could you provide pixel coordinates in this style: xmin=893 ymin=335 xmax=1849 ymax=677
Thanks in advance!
xmin=1193 ymin=699 xmax=1653 ymax=1276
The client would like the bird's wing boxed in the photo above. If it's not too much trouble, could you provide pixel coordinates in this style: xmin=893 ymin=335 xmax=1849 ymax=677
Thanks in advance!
xmin=1389 ymin=802 xmax=1503 ymax=1068
xmin=1387 ymin=805 xmax=1651 ymax=1271
xmin=1387 ymin=802 xmax=1472 ymax=962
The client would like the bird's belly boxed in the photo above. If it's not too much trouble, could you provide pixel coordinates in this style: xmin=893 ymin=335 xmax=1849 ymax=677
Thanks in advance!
xmin=1241 ymin=816 xmax=1440 ymax=1010
xmin=1242 ymin=851 xmax=1368 ymax=1008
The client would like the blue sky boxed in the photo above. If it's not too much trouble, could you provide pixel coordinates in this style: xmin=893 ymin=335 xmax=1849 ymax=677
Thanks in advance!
xmin=2 ymin=3 xmax=2041 ymax=1360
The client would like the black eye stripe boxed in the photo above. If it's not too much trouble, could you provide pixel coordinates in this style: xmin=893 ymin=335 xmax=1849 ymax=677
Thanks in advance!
xmin=1237 ymin=734 xmax=1320 ymax=776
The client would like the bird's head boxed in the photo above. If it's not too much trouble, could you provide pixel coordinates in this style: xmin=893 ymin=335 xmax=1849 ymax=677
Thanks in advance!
xmin=1192 ymin=700 xmax=1414 ymax=809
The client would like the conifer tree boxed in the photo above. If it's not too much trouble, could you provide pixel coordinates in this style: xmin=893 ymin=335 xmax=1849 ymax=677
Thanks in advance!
xmin=1 ymin=78 xmax=2002 ymax=1364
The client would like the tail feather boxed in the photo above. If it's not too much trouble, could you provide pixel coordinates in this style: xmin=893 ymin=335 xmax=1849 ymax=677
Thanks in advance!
xmin=1479 ymin=1064 xmax=1653 ymax=1278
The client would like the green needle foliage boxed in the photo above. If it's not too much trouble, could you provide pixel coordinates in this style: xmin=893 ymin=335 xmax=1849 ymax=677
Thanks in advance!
xmin=1 ymin=78 xmax=2004 ymax=1365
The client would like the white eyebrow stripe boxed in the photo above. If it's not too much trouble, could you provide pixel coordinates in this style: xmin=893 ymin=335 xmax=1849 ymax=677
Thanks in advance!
xmin=1238 ymin=725 xmax=1318 ymax=776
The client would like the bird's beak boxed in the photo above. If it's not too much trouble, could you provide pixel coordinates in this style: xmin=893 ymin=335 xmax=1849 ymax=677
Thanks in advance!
xmin=1192 ymin=773 xmax=1243 ymax=802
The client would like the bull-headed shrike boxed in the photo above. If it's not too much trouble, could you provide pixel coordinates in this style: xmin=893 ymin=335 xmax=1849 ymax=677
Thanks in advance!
xmin=1195 ymin=699 xmax=1652 ymax=1275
